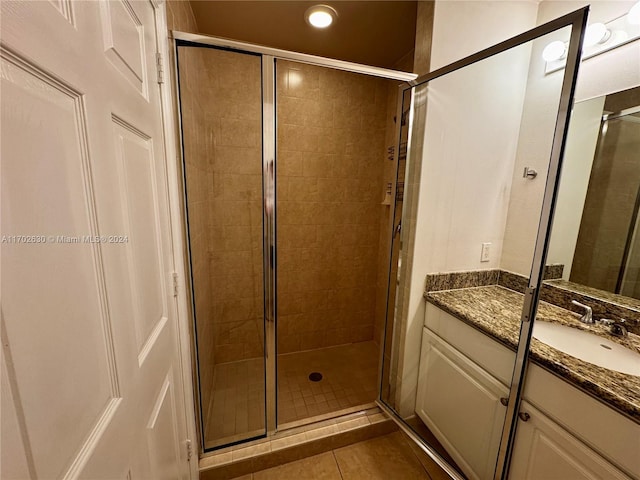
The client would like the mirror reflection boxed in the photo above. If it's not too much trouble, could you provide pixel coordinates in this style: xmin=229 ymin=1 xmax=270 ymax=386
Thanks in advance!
xmin=548 ymin=86 xmax=640 ymax=301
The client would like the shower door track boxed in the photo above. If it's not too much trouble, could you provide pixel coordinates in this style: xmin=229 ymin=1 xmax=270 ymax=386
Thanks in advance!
xmin=170 ymin=31 xmax=417 ymax=457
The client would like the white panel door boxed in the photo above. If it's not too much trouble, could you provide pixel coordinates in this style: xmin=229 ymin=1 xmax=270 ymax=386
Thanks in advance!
xmin=1 ymin=1 xmax=191 ymax=479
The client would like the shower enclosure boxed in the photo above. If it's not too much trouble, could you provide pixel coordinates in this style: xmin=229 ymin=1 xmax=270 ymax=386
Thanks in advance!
xmin=174 ymin=34 xmax=415 ymax=451
xmin=174 ymin=7 xmax=600 ymax=479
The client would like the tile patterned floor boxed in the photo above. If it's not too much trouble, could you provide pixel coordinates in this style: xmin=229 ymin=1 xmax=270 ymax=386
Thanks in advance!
xmin=277 ymin=341 xmax=379 ymax=425
xmin=206 ymin=357 xmax=266 ymax=449
xmin=230 ymin=431 xmax=451 ymax=480
xmin=205 ymin=341 xmax=379 ymax=449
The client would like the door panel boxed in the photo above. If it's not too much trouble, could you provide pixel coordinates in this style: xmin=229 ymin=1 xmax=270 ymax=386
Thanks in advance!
xmin=99 ymin=0 xmax=148 ymax=96
xmin=416 ymin=329 xmax=508 ymax=480
xmin=1 ymin=1 xmax=190 ymax=478
xmin=510 ymin=402 xmax=631 ymax=480
xmin=146 ymin=372 xmax=182 ymax=480
xmin=112 ymin=116 xmax=168 ymax=359
xmin=1 ymin=49 xmax=118 ymax=479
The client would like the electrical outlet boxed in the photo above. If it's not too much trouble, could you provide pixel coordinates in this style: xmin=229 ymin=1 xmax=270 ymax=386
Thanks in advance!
xmin=481 ymin=242 xmax=491 ymax=262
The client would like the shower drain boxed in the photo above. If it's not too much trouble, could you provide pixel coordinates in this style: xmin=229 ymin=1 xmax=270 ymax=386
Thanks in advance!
xmin=308 ymin=372 xmax=323 ymax=382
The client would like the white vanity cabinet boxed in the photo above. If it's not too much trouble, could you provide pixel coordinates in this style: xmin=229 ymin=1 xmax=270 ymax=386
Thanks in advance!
xmin=417 ymin=303 xmax=638 ymax=480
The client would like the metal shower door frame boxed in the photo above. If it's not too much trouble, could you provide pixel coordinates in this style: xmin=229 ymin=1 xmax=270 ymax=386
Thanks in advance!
xmin=381 ymin=7 xmax=588 ymax=480
xmin=170 ymin=32 xmax=416 ymax=454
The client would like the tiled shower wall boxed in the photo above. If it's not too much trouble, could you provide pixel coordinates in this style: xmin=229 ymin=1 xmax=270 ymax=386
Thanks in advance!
xmin=180 ymin=43 xmax=406 ymax=359
xmin=179 ymin=47 xmax=265 ymax=399
xmin=276 ymin=60 xmax=392 ymax=353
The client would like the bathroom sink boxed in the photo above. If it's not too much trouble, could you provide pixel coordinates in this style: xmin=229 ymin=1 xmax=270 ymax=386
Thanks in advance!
xmin=532 ymin=321 xmax=640 ymax=376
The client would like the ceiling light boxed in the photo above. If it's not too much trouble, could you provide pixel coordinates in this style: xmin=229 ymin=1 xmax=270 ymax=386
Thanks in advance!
xmin=542 ymin=41 xmax=566 ymax=62
xmin=628 ymin=1 xmax=640 ymax=25
xmin=584 ymin=22 xmax=611 ymax=47
xmin=305 ymin=5 xmax=337 ymax=29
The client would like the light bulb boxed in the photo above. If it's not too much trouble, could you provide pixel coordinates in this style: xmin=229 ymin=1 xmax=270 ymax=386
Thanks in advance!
xmin=584 ymin=23 xmax=610 ymax=47
xmin=308 ymin=11 xmax=332 ymax=28
xmin=305 ymin=5 xmax=337 ymax=29
xmin=542 ymin=41 xmax=566 ymax=62
xmin=629 ymin=1 xmax=640 ymax=25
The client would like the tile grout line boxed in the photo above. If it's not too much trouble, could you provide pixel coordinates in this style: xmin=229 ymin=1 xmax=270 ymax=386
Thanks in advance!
xmin=402 ymin=435 xmax=434 ymax=480
xmin=332 ymin=449 xmax=346 ymax=480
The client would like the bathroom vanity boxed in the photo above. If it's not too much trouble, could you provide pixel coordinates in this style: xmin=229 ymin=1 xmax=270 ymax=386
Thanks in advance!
xmin=417 ymin=285 xmax=640 ymax=480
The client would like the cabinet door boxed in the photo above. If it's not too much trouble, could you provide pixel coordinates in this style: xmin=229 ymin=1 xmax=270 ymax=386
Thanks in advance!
xmin=416 ymin=328 xmax=509 ymax=480
xmin=510 ymin=402 xmax=632 ymax=480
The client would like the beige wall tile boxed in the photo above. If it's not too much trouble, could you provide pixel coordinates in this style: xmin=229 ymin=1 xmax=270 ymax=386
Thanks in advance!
xmin=275 ymin=60 xmax=391 ymax=353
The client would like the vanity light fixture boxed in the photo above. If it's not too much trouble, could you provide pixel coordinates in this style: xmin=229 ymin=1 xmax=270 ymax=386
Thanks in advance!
xmin=542 ymin=40 xmax=566 ymax=62
xmin=584 ymin=22 xmax=611 ymax=47
xmin=305 ymin=5 xmax=338 ymax=29
xmin=541 ymin=6 xmax=640 ymax=74
xmin=628 ymin=1 xmax=640 ymax=25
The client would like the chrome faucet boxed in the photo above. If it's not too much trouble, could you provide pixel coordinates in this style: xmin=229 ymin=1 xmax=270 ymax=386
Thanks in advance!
xmin=598 ymin=318 xmax=629 ymax=338
xmin=571 ymin=300 xmax=594 ymax=324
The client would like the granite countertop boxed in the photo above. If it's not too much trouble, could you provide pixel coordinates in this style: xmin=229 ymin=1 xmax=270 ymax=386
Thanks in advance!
xmin=424 ymin=285 xmax=640 ymax=422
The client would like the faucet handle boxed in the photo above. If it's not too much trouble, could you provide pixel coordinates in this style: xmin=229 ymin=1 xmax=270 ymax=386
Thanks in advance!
xmin=597 ymin=318 xmax=615 ymax=325
xmin=571 ymin=300 xmax=593 ymax=323
xmin=610 ymin=319 xmax=628 ymax=337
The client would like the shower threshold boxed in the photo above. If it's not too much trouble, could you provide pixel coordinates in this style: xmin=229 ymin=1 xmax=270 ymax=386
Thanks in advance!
xmin=199 ymin=405 xmax=395 ymax=480
xmin=204 ymin=341 xmax=380 ymax=450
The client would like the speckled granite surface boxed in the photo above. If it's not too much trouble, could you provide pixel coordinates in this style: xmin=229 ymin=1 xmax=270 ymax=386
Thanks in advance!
xmin=424 ymin=269 xmax=499 ymax=292
xmin=424 ymin=285 xmax=640 ymax=423
xmin=425 ymin=266 xmax=564 ymax=294
xmin=427 ymin=269 xmax=640 ymax=336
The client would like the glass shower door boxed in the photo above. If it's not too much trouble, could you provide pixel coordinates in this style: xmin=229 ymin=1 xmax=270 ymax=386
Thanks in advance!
xmin=380 ymin=9 xmax=587 ymax=480
xmin=176 ymin=44 xmax=267 ymax=451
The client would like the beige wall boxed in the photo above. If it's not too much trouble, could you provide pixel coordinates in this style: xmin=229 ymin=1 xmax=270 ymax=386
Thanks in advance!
xmin=276 ymin=60 xmax=392 ymax=353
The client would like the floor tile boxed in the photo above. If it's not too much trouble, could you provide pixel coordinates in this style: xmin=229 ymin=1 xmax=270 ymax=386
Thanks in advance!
xmin=333 ymin=432 xmax=431 ymax=480
xmin=252 ymin=451 xmax=342 ymax=480
xmin=206 ymin=341 xmax=379 ymax=448
xmin=404 ymin=415 xmax=461 ymax=474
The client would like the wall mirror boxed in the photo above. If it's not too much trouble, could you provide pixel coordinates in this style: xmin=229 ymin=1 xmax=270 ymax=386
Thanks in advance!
xmin=547 ymin=86 xmax=640 ymax=303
